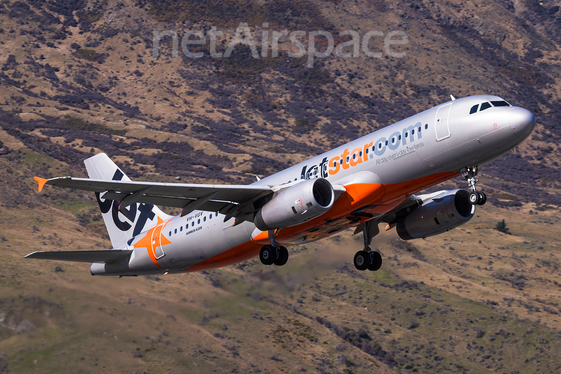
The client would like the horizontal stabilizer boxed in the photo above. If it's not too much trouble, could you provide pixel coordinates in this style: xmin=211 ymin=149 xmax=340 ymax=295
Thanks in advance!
xmin=25 ymin=250 xmax=132 ymax=263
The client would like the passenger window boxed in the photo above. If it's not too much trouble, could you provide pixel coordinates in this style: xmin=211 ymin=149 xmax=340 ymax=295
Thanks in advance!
xmin=491 ymin=100 xmax=510 ymax=107
xmin=418 ymin=127 xmax=421 ymax=132
xmin=191 ymin=222 xmax=194 ymax=227
xmin=405 ymin=132 xmax=408 ymax=138
xmin=174 ymin=229 xmax=177 ymax=234
xmin=180 ymin=226 xmax=183 ymax=232
xmin=197 ymin=219 xmax=200 ymax=224
xmin=204 ymin=217 xmax=206 ymax=222
xmin=412 ymin=129 xmax=415 ymax=135
xmin=425 ymin=124 xmax=428 ymax=129
xmin=385 ymin=140 xmax=388 ymax=146
xmin=469 ymin=104 xmax=479 ymax=114
xmin=399 ymin=135 xmax=402 ymax=140
xmin=169 ymin=231 xmax=172 ymax=236
xmin=480 ymin=102 xmax=492 ymax=111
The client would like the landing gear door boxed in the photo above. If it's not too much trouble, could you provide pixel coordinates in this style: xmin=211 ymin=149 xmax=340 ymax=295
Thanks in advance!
xmin=435 ymin=103 xmax=451 ymax=141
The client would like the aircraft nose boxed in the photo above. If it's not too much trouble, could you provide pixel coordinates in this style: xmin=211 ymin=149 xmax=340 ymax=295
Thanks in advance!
xmin=510 ymin=107 xmax=536 ymax=139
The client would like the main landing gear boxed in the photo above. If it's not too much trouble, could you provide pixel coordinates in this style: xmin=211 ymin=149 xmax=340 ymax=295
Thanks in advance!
xmin=259 ymin=231 xmax=289 ymax=266
xmin=353 ymin=220 xmax=382 ymax=271
xmin=461 ymin=166 xmax=486 ymax=206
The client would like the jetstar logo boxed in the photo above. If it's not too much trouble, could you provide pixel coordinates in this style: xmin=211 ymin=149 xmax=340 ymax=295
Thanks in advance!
xmin=96 ymin=169 xmax=156 ymax=237
xmin=300 ymin=121 xmax=424 ymax=179
xmin=133 ymin=217 xmax=172 ymax=268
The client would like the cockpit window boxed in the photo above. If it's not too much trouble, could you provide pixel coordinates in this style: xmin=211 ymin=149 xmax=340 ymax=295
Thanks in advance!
xmin=480 ymin=102 xmax=492 ymax=111
xmin=469 ymin=104 xmax=479 ymax=114
xmin=491 ymin=100 xmax=510 ymax=107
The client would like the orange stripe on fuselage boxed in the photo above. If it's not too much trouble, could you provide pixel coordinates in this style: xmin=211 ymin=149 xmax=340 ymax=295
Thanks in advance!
xmin=185 ymin=171 xmax=460 ymax=271
xmin=184 ymin=241 xmax=262 ymax=272
xmin=382 ymin=171 xmax=460 ymax=202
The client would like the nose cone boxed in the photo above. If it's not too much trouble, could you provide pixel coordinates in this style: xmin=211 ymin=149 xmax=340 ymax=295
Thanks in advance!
xmin=510 ymin=107 xmax=536 ymax=141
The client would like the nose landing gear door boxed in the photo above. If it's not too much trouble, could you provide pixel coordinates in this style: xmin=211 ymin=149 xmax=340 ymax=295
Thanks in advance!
xmin=435 ymin=103 xmax=452 ymax=141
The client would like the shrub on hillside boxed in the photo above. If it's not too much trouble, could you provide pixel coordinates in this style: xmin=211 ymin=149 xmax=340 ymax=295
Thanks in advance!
xmin=494 ymin=219 xmax=511 ymax=235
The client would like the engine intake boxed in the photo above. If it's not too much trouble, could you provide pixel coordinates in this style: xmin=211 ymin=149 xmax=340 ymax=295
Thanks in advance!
xmin=397 ymin=189 xmax=475 ymax=240
xmin=254 ymin=178 xmax=334 ymax=231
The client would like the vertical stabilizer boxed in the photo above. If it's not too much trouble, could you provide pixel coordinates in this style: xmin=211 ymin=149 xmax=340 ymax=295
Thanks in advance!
xmin=84 ymin=153 xmax=173 ymax=248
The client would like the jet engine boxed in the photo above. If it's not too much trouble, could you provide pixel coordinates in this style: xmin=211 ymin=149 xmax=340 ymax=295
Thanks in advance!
xmin=396 ymin=189 xmax=475 ymax=240
xmin=254 ymin=178 xmax=334 ymax=231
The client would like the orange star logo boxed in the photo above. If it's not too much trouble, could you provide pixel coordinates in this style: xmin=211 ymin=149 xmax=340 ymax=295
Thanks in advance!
xmin=133 ymin=217 xmax=172 ymax=268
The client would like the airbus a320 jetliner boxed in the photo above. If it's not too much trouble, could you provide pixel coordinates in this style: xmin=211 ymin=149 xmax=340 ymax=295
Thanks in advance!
xmin=27 ymin=95 xmax=535 ymax=276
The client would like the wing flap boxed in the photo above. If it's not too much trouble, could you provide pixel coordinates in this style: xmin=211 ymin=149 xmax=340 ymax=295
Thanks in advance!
xmin=25 ymin=250 xmax=132 ymax=263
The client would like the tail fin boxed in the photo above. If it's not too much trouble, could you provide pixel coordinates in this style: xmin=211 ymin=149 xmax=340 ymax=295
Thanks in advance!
xmin=84 ymin=153 xmax=173 ymax=248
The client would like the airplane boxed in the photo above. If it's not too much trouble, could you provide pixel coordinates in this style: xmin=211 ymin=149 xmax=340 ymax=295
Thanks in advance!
xmin=26 ymin=95 xmax=536 ymax=276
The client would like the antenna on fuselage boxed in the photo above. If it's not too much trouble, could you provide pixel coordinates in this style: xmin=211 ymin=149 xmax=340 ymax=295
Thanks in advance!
xmin=450 ymin=95 xmax=456 ymax=101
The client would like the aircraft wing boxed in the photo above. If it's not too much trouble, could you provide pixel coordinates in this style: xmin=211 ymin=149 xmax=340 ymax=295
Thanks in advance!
xmin=25 ymin=250 xmax=132 ymax=263
xmin=34 ymin=176 xmax=274 ymax=217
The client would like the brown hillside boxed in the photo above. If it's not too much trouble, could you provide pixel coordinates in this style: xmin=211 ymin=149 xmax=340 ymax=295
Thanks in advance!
xmin=1 ymin=0 xmax=561 ymax=373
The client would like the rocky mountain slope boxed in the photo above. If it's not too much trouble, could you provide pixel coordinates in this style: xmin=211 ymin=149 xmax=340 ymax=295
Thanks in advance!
xmin=1 ymin=0 xmax=561 ymax=373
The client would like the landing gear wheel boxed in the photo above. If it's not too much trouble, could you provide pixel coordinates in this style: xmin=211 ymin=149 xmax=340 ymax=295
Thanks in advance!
xmin=469 ymin=192 xmax=479 ymax=205
xmin=477 ymin=192 xmax=487 ymax=206
xmin=274 ymin=246 xmax=289 ymax=266
xmin=259 ymin=245 xmax=276 ymax=265
xmin=354 ymin=250 xmax=371 ymax=271
xmin=463 ymin=166 xmax=486 ymax=206
xmin=368 ymin=251 xmax=383 ymax=271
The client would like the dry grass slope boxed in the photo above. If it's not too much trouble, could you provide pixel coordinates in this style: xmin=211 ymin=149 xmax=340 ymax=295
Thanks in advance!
xmin=1 ymin=0 xmax=561 ymax=373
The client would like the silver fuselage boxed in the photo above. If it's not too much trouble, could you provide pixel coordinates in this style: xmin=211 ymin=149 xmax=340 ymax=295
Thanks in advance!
xmin=92 ymin=95 xmax=535 ymax=275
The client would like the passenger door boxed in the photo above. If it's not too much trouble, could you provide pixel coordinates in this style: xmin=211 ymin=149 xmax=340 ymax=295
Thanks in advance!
xmin=154 ymin=224 xmax=165 ymax=259
xmin=435 ymin=104 xmax=452 ymax=141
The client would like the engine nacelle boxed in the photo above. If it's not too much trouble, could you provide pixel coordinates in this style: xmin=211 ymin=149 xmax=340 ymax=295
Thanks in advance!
xmin=254 ymin=178 xmax=334 ymax=231
xmin=396 ymin=189 xmax=475 ymax=240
